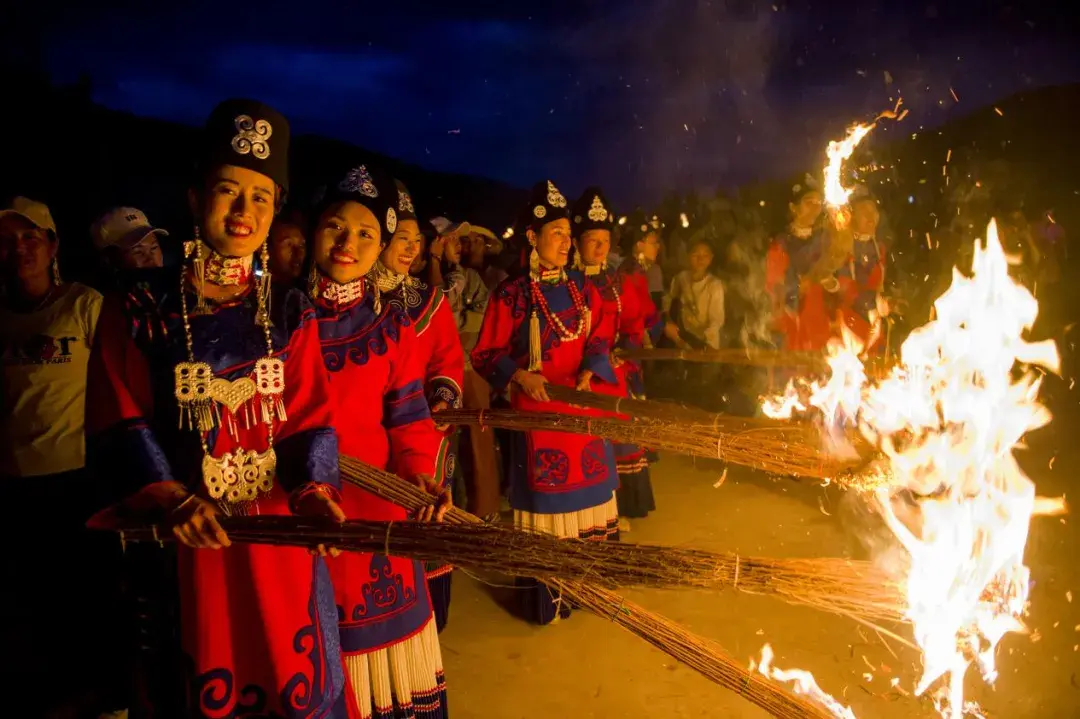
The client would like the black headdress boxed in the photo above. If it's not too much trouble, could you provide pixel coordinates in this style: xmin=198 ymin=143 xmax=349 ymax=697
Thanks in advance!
xmin=200 ymin=98 xmax=291 ymax=192
xmin=317 ymin=160 xmax=399 ymax=239
xmin=395 ymin=180 xmax=418 ymax=223
xmin=571 ymin=186 xmax=615 ymax=238
xmin=521 ymin=179 xmax=570 ymax=234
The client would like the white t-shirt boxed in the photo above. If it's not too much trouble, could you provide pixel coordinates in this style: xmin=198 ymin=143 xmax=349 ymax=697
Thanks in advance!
xmin=0 ymin=282 xmax=103 ymax=477
xmin=666 ymin=271 xmax=726 ymax=349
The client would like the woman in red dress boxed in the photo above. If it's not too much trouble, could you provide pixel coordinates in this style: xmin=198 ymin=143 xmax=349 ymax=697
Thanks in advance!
xmin=307 ymin=160 xmax=450 ymax=718
xmin=370 ymin=180 xmax=464 ymax=633
xmin=764 ymin=177 xmax=832 ymax=351
xmin=570 ymin=187 xmax=657 ymax=529
xmin=471 ymin=180 xmax=619 ymax=625
xmin=86 ymin=99 xmax=351 ymax=717
xmin=836 ymin=191 xmax=888 ymax=353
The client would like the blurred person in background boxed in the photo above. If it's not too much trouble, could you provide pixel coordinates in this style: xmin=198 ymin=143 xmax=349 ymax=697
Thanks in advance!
xmin=1 ymin=196 xmax=127 ymax=718
xmin=266 ymin=212 xmax=307 ymax=286
xmin=91 ymin=206 xmax=167 ymax=272
xmin=765 ymin=176 xmax=829 ymax=351
xmin=835 ymin=189 xmax=889 ymax=353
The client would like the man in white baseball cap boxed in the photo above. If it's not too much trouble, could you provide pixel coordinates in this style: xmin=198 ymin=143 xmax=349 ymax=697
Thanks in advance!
xmin=91 ymin=206 xmax=167 ymax=270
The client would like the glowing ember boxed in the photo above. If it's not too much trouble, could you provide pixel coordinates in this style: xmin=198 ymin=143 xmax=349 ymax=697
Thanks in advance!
xmin=823 ymin=123 xmax=876 ymax=209
xmin=762 ymin=220 xmax=1061 ymax=718
xmin=752 ymin=644 xmax=856 ymax=718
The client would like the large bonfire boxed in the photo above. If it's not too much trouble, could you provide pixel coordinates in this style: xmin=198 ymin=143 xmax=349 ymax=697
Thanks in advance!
xmin=762 ymin=218 xmax=1060 ymax=717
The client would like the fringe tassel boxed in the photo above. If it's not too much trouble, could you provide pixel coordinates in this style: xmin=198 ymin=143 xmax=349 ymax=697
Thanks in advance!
xmin=528 ymin=309 xmax=543 ymax=371
xmin=584 ymin=308 xmax=592 ymax=339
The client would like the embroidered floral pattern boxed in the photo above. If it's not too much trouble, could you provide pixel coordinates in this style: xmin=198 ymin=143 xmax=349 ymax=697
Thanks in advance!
xmin=533 ymin=448 xmax=570 ymax=486
xmin=581 ymin=438 xmax=611 ymax=483
xmin=338 ymin=166 xmax=378 ymax=198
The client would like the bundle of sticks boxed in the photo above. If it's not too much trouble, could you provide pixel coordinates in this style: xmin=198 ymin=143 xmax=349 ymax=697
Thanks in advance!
xmin=435 ymin=407 xmax=882 ymax=489
xmin=116 ymin=480 xmax=904 ymax=626
xmin=618 ymin=346 xmax=894 ymax=380
xmin=543 ymin=384 xmax=807 ymax=431
xmin=337 ymin=458 xmax=845 ymax=719
xmin=617 ymin=347 xmax=830 ymax=369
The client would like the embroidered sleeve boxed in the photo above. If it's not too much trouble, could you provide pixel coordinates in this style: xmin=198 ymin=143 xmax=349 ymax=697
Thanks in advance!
xmin=423 ymin=299 xmax=465 ymax=409
xmin=385 ymin=317 xmax=441 ymax=480
xmin=581 ymin=280 xmax=616 ymax=384
xmin=86 ymin=294 xmax=176 ymax=501
xmin=470 ymin=278 xmax=525 ymax=393
xmin=273 ymin=301 xmax=340 ymax=493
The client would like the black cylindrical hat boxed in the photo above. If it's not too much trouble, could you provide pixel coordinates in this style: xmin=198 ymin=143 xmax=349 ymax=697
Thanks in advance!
xmin=318 ymin=160 xmax=399 ymax=239
xmin=201 ymin=98 xmax=290 ymax=192
xmin=571 ymin=186 xmax=615 ymax=237
xmin=521 ymin=179 xmax=570 ymax=233
xmin=395 ymin=180 xmax=418 ymax=224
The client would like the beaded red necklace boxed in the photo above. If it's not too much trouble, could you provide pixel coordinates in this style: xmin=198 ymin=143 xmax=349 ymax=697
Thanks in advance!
xmin=529 ymin=273 xmax=587 ymax=341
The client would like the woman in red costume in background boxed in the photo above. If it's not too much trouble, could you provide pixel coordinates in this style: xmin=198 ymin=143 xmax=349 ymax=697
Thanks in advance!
xmin=86 ymin=99 xmax=351 ymax=717
xmin=371 ymin=180 xmax=464 ymax=634
xmin=570 ymin=186 xmax=659 ymax=529
xmin=471 ymin=180 xmax=619 ymax=625
xmin=765 ymin=176 xmax=832 ymax=352
xmin=307 ymin=159 xmax=449 ymax=718
xmin=836 ymin=189 xmax=888 ymax=353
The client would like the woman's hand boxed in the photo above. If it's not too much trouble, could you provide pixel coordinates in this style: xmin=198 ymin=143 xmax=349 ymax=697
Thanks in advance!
xmin=409 ymin=474 xmax=452 ymax=522
xmin=293 ymin=487 xmax=346 ymax=558
xmin=512 ymin=369 xmax=549 ymax=402
xmin=575 ymin=369 xmax=594 ymax=391
xmin=169 ymin=495 xmax=230 ymax=550
xmin=430 ymin=236 xmax=446 ymax=261
xmin=430 ymin=399 xmax=450 ymax=432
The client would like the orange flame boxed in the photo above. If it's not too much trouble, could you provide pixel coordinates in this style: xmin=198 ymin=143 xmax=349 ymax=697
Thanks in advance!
xmin=823 ymin=123 xmax=876 ymax=209
xmin=762 ymin=220 xmax=1061 ymax=717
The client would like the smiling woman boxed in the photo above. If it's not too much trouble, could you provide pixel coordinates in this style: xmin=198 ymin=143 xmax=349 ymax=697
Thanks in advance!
xmin=86 ymin=99 xmax=351 ymax=717
xmin=307 ymin=161 xmax=451 ymax=718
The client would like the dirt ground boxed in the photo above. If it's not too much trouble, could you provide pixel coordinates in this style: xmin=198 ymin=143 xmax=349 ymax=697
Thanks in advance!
xmin=438 ymin=394 xmax=1080 ymax=718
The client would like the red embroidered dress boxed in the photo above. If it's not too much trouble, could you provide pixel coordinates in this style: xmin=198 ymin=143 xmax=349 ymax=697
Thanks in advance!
xmin=86 ymin=273 xmax=350 ymax=718
xmin=836 ymin=235 xmax=887 ymax=351
xmin=765 ymin=228 xmax=831 ymax=351
xmin=311 ymin=275 xmax=447 ymax=718
xmin=378 ymin=271 xmax=464 ymax=628
xmin=471 ymin=270 xmax=618 ymax=519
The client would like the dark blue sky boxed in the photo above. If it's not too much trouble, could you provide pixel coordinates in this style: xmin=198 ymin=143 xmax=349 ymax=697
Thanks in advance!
xmin=5 ymin=0 xmax=1078 ymax=206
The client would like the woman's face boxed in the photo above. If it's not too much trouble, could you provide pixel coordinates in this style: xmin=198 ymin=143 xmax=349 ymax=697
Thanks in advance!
xmin=576 ymin=229 xmax=611 ymax=266
xmin=790 ymin=190 xmax=823 ymax=229
xmin=193 ymin=164 xmax=277 ymax=258
xmin=122 ymin=234 xmax=164 ymax=270
xmin=461 ymin=233 xmax=486 ymax=267
xmin=688 ymin=242 xmax=714 ymax=275
xmin=268 ymin=223 xmax=306 ymax=280
xmin=409 ymin=234 xmax=429 ymax=275
xmin=635 ymin=231 xmax=661 ymax=262
xmin=313 ymin=201 xmax=383 ymax=284
xmin=529 ymin=218 xmax=572 ymax=268
xmin=443 ymin=233 xmax=463 ymax=265
xmin=0 ymin=214 xmax=55 ymax=287
xmin=381 ymin=219 xmax=423 ymax=275
xmin=850 ymin=199 xmax=880 ymax=236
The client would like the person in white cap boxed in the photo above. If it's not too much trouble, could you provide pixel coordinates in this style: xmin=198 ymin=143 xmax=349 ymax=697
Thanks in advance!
xmin=0 ymin=196 xmax=127 ymax=716
xmin=91 ymin=206 xmax=167 ymax=271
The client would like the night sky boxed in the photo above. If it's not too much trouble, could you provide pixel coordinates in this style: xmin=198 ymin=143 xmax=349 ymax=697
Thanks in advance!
xmin=5 ymin=0 xmax=1079 ymax=206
